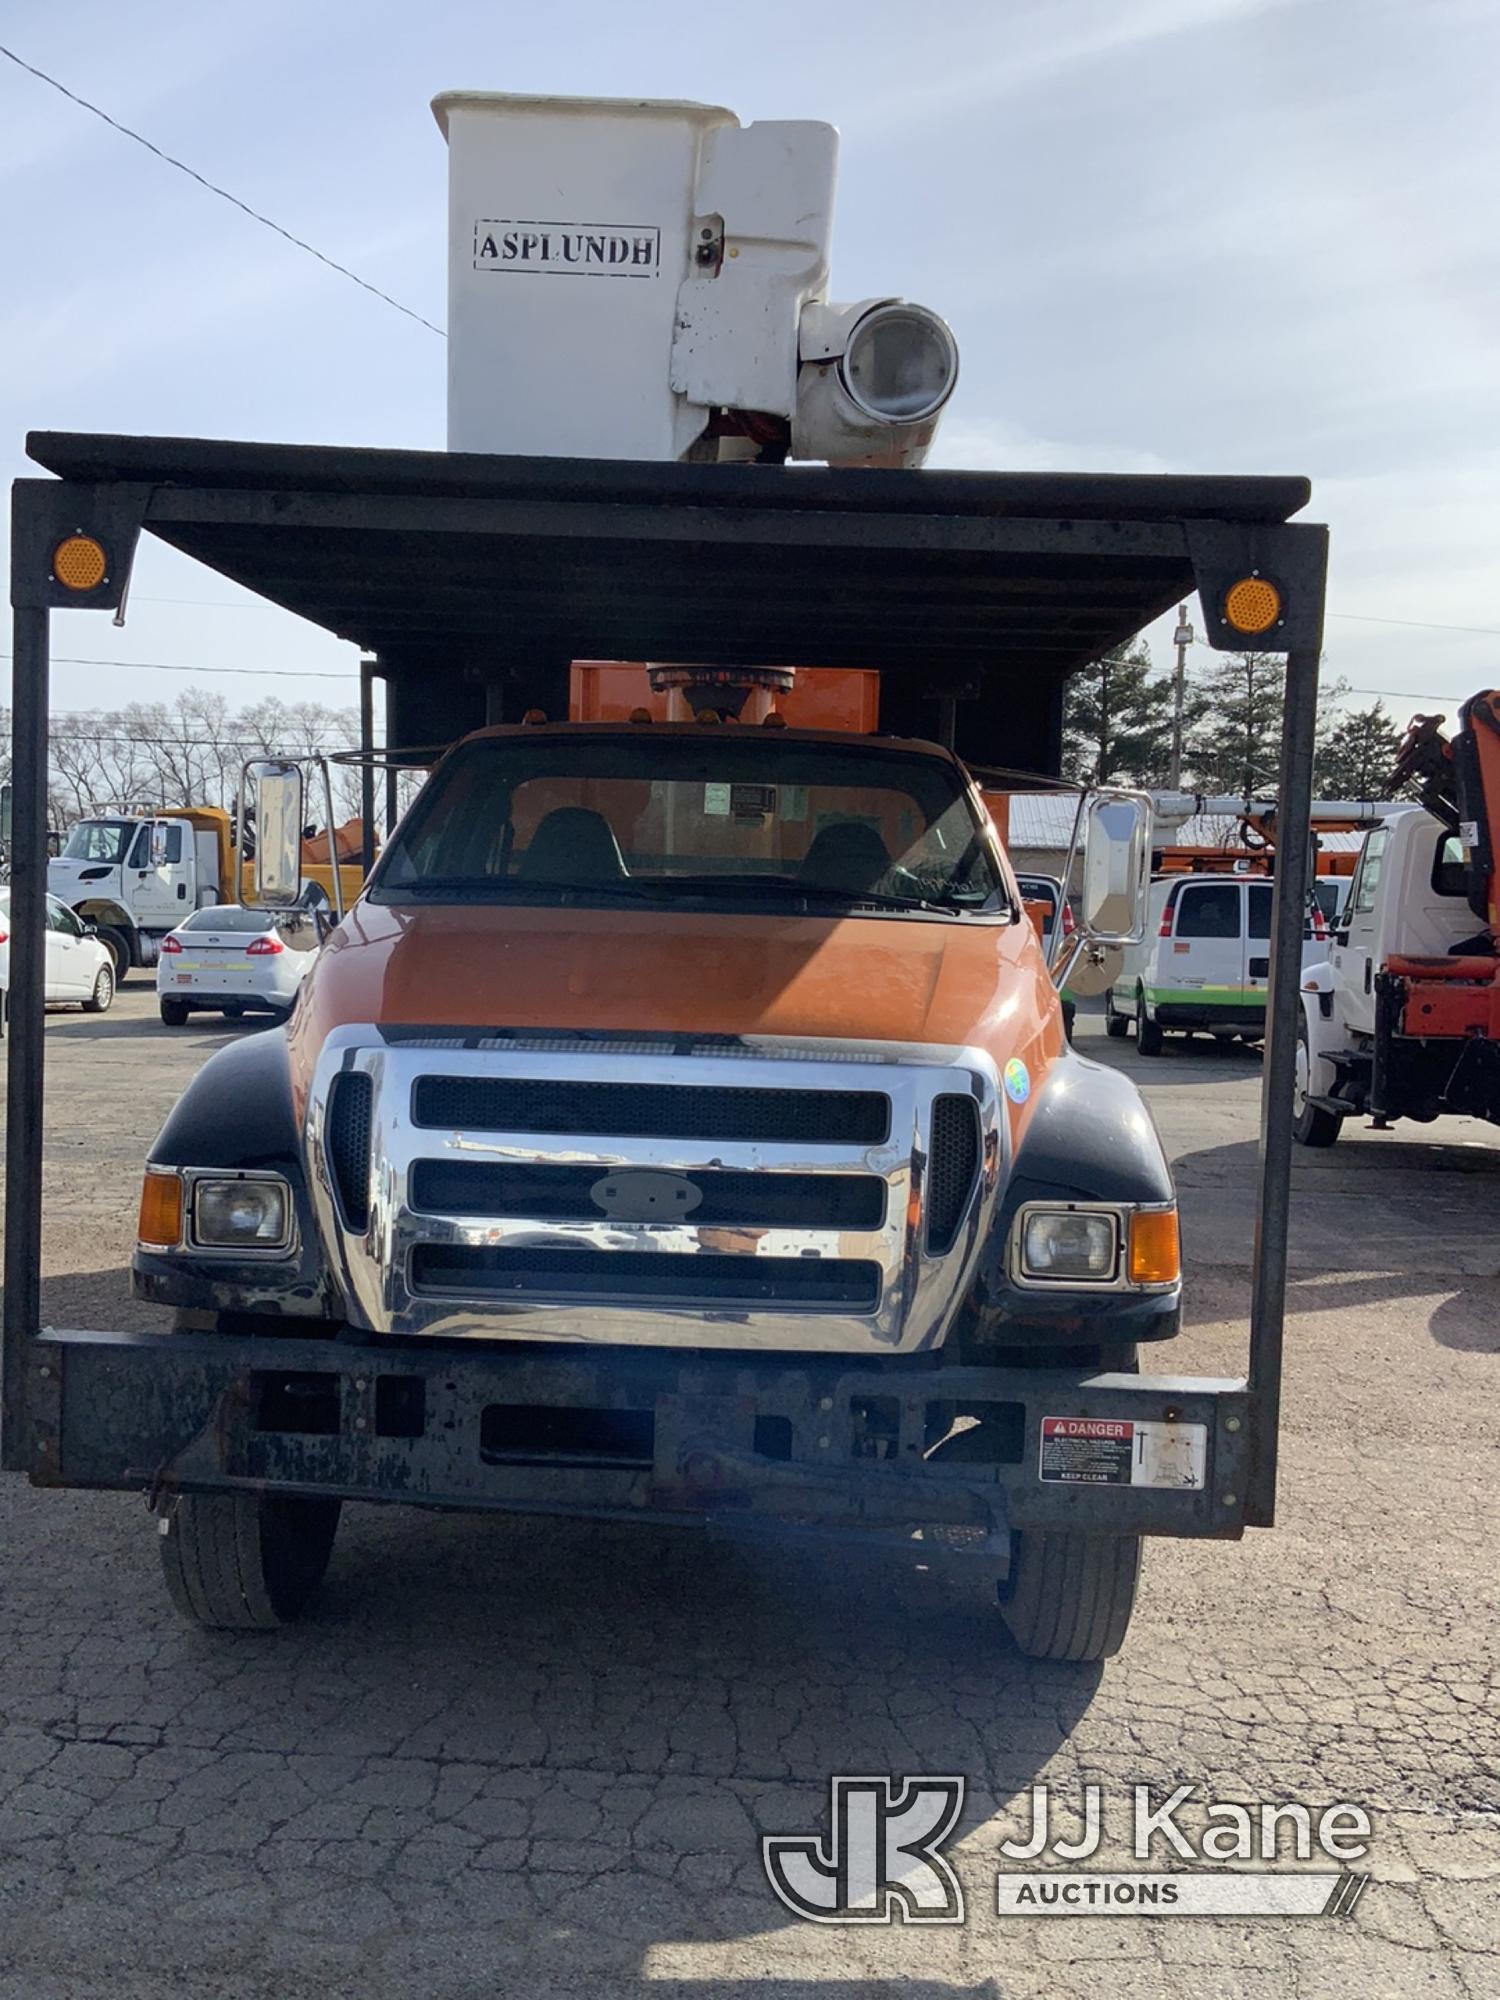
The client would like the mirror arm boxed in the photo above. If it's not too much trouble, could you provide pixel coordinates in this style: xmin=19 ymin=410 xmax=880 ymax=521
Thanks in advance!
xmin=1050 ymin=932 xmax=1086 ymax=991
xmin=234 ymin=767 xmax=252 ymax=909
xmin=314 ymin=757 xmax=345 ymax=922
xmin=1047 ymin=787 xmax=1091 ymax=974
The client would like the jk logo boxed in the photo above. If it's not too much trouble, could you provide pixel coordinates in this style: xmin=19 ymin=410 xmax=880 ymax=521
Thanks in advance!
xmin=762 ymin=1776 xmax=966 ymax=1924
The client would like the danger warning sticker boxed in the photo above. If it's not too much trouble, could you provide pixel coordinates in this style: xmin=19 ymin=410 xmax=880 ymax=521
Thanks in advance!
xmin=1040 ymin=1416 xmax=1207 ymax=1491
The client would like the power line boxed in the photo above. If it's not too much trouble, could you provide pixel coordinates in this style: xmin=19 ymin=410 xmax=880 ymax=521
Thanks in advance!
xmin=48 ymin=733 xmax=357 ymax=752
xmin=14 ymin=656 xmax=353 ymax=682
xmin=1328 ymin=611 xmax=1500 ymax=639
xmin=0 ymin=43 xmax=445 ymax=340
xmin=1342 ymin=685 xmax=1460 ymax=705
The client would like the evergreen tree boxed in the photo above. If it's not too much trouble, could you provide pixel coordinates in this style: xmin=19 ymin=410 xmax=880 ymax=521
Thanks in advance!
xmin=1183 ymin=651 xmax=1287 ymax=799
xmin=1062 ymin=640 xmax=1175 ymax=785
xmin=1314 ymin=700 xmax=1405 ymax=798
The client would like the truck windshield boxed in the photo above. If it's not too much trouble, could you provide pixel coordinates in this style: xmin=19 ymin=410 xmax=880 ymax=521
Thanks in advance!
xmin=61 ymin=820 xmax=132 ymax=863
xmin=370 ymin=734 xmax=1006 ymax=915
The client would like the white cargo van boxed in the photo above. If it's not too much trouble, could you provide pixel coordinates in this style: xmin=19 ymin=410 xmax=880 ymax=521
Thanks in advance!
xmin=1107 ymin=874 xmax=1325 ymax=1054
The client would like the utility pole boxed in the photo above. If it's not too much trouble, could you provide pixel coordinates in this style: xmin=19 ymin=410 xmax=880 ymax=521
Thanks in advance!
xmin=1169 ymin=603 xmax=1194 ymax=789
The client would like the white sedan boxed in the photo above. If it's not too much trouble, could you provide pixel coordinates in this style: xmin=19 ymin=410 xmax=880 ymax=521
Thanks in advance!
xmin=0 ymin=891 xmax=115 ymax=1014
xmin=156 ymin=906 xmax=319 ymax=1027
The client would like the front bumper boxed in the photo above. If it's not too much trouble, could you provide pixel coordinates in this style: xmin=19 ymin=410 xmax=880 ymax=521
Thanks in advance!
xmin=24 ymin=1326 xmax=1253 ymax=1548
xmin=1155 ymin=1001 xmax=1264 ymax=1030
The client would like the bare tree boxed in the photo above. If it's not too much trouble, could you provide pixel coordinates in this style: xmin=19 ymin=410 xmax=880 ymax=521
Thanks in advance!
xmin=44 ymin=688 xmax=365 ymax=831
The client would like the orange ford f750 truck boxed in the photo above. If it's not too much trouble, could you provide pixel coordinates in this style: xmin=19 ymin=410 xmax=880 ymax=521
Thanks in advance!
xmin=4 ymin=436 xmax=1327 ymax=1661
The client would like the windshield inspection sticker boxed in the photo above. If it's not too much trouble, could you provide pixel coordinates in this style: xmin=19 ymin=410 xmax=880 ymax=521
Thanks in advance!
xmin=1040 ymin=1417 xmax=1207 ymax=1490
xmin=1002 ymin=1058 xmax=1030 ymax=1105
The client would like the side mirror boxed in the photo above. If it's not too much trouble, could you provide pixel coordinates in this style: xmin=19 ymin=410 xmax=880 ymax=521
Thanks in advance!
xmin=246 ymin=761 xmax=305 ymax=907
xmin=79 ymin=919 xmax=98 ymax=937
xmin=1079 ymin=792 xmax=1151 ymax=944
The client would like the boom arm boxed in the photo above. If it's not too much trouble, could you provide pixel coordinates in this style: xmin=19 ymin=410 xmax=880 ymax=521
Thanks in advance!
xmin=1390 ymin=693 xmax=1500 ymax=929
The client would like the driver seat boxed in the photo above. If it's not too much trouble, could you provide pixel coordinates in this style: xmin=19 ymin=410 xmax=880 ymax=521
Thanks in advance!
xmin=798 ymin=821 xmax=892 ymax=894
xmin=516 ymin=807 xmax=628 ymax=885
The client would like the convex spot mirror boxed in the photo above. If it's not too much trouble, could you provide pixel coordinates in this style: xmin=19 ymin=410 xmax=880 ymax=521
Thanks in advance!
xmin=1061 ymin=943 xmax=1124 ymax=997
xmin=249 ymin=762 xmax=305 ymax=907
xmin=1079 ymin=793 xmax=1151 ymax=943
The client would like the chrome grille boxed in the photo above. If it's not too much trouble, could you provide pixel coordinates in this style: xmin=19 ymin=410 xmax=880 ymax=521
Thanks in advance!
xmin=307 ymin=1030 xmax=1002 ymax=1356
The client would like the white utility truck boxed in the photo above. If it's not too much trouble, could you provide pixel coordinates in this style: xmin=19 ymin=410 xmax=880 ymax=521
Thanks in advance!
xmin=1296 ymin=695 xmax=1500 ymax=1144
xmin=4 ymin=91 xmax=1329 ymax=1666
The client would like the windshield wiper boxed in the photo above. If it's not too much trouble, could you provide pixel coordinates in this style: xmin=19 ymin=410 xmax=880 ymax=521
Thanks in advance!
xmin=664 ymin=876 xmax=984 ymax=916
xmin=795 ymin=885 xmax=985 ymax=915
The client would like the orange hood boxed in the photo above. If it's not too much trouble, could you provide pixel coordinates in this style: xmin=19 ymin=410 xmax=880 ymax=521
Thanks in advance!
xmin=289 ymin=900 xmax=1061 ymax=1105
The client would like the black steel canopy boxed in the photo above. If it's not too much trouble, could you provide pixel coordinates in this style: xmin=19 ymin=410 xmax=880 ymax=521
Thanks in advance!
xmin=23 ymin=432 xmax=1315 ymax=768
xmin=7 ymin=429 xmax=1329 ymax=1529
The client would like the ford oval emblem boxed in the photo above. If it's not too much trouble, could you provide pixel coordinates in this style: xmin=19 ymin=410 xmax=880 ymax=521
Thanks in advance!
xmin=590 ymin=1169 xmax=703 ymax=1222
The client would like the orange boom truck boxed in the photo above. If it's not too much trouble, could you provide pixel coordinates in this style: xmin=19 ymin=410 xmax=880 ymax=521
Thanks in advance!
xmin=3 ymin=92 xmax=1328 ymax=1660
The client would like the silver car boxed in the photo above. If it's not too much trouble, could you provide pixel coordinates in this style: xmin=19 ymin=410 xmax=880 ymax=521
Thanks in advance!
xmin=156 ymin=906 xmax=319 ymax=1027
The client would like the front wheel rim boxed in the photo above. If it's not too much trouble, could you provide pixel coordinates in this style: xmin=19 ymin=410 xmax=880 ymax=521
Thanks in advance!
xmin=1294 ymin=1034 xmax=1310 ymax=1113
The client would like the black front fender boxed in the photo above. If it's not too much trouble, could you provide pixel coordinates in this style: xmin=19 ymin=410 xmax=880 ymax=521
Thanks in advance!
xmin=132 ymin=1028 xmax=337 ymax=1322
xmin=955 ymin=1049 xmax=1180 ymax=1357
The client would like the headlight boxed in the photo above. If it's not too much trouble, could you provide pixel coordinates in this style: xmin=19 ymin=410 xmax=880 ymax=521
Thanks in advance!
xmin=192 ymin=1177 xmax=291 ymax=1251
xmin=1019 ymin=1208 xmax=1119 ymax=1282
xmin=841 ymin=303 xmax=959 ymax=423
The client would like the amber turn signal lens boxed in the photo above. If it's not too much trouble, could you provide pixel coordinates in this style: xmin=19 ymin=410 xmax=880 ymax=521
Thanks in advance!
xmin=1128 ymin=1207 xmax=1180 ymax=1285
xmin=51 ymin=534 xmax=108 ymax=592
xmin=1223 ymin=575 xmax=1282 ymax=635
xmin=137 ymin=1170 xmax=184 ymax=1249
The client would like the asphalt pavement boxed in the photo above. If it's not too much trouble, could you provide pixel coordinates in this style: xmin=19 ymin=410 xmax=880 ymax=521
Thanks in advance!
xmin=0 ymin=988 xmax=1495 ymax=1998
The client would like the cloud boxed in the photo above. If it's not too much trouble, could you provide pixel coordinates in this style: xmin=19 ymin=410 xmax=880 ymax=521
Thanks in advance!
xmin=0 ymin=1 xmax=310 ymax=182
xmin=843 ymin=0 xmax=1303 ymax=134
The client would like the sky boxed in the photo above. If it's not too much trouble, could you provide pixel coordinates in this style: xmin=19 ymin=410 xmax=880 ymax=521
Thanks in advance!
xmin=2 ymin=0 xmax=1498 ymax=738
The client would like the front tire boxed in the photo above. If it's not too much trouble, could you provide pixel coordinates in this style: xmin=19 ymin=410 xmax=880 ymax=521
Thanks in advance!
xmin=97 ymin=926 xmax=132 ymax=984
xmin=1136 ymin=989 xmax=1164 ymax=1057
xmin=1104 ymin=991 xmax=1129 ymax=1039
xmin=1000 ymin=1530 xmax=1142 ymax=1661
xmin=84 ymin=964 xmax=114 ymax=1013
xmin=1293 ymin=1012 xmax=1341 ymax=1147
xmin=926 ymin=1416 xmax=1141 ymax=1659
xmin=159 ymin=1491 xmax=342 ymax=1630
xmin=159 ymin=997 xmax=190 ymax=1026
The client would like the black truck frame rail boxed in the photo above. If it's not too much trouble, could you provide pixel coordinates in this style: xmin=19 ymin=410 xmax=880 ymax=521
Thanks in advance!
xmin=4 ymin=434 xmax=1327 ymax=1541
